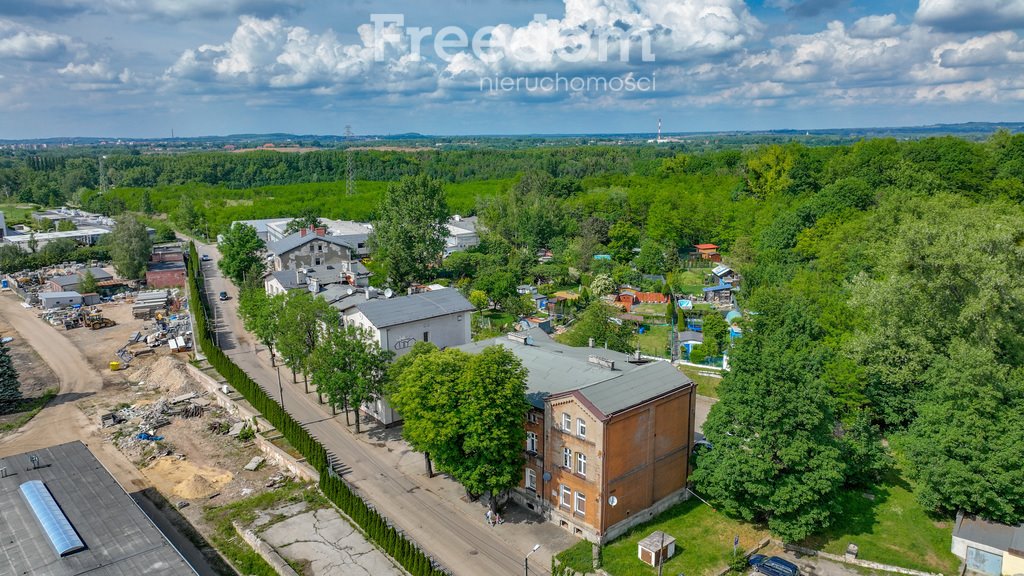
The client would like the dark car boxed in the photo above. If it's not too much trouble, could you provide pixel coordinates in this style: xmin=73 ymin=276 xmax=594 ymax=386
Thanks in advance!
xmin=749 ymin=555 xmax=799 ymax=576
xmin=219 ymin=291 xmax=229 ymax=301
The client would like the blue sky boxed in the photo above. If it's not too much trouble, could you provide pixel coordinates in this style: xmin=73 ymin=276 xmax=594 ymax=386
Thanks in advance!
xmin=1 ymin=0 xmax=1023 ymax=138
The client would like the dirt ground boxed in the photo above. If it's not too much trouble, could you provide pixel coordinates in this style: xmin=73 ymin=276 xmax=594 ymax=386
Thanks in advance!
xmin=0 ymin=313 xmax=59 ymax=430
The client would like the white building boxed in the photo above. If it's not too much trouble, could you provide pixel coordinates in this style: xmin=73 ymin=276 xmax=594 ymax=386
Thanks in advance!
xmin=444 ymin=215 xmax=480 ymax=256
xmin=233 ymin=217 xmax=373 ymax=256
xmin=338 ymin=288 xmax=475 ymax=426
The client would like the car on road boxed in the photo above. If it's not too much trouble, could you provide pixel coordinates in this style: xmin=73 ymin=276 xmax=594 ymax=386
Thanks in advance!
xmin=219 ymin=291 xmax=229 ymax=301
xmin=749 ymin=555 xmax=799 ymax=576
xmin=201 ymin=254 xmax=211 ymax=262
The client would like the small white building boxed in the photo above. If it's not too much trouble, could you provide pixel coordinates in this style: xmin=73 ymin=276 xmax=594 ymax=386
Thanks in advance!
xmin=39 ymin=291 xmax=83 ymax=309
xmin=340 ymin=288 xmax=475 ymax=425
xmin=444 ymin=215 xmax=480 ymax=256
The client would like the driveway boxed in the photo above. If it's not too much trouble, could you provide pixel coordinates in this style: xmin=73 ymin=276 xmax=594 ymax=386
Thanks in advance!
xmin=193 ymin=239 xmax=572 ymax=576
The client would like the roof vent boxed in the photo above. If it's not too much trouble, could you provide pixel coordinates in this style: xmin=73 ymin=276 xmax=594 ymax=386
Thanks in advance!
xmin=588 ymin=355 xmax=615 ymax=370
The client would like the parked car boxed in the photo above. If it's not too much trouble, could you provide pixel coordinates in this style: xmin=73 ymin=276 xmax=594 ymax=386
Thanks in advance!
xmin=219 ymin=291 xmax=229 ymax=301
xmin=201 ymin=254 xmax=211 ymax=262
xmin=749 ymin=555 xmax=799 ymax=576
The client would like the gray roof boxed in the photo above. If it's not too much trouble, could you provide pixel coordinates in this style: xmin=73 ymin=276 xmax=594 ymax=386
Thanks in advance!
xmin=50 ymin=275 xmax=80 ymax=288
xmin=82 ymin=267 xmax=113 ymax=281
xmin=147 ymin=261 xmax=185 ymax=272
xmin=0 ymin=441 xmax=196 ymax=576
xmin=352 ymin=288 xmax=474 ymax=329
xmin=678 ymin=330 xmax=704 ymax=343
xmin=954 ymin=512 xmax=1024 ymax=552
xmin=266 ymin=231 xmax=355 ymax=256
xmin=458 ymin=328 xmax=693 ymax=418
xmin=41 ymin=291 xmax=82 ymax=299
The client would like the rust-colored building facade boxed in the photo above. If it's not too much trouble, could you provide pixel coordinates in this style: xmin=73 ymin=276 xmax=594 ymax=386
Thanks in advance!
xmin=461 ymin=329 xmax=696 ymax=543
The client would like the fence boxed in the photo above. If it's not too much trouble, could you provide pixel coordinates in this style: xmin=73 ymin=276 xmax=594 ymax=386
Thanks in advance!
xmin=185 ymin=242 xmax=449 ymax=576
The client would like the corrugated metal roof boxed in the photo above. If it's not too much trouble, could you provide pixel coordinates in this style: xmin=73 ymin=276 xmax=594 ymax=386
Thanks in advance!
xmin=50 ymin=275 xmax=79 ymax=288
xmin=0 ymin=441 xmax=196 ymax=576
xmin=19 ymin=480 xmax=86 ymax=557
xmin=353 ymin=288 xmax=474 ymax=329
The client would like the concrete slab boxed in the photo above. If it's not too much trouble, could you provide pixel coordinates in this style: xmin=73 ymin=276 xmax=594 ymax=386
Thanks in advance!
xmin=262 ymin=508 xmax=403 ymax=576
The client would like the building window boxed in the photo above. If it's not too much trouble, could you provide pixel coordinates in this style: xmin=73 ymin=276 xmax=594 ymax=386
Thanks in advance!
xmin=577 ymin=418 xmax=586 ymax=438
xmin=527 ymin=412 xmax=538 ymax=425
xmin=576 ymin=453 xmax=587 ymax=477
xmin=526 ymin=432 xmax=537 ymax=453
xmin=562 ymin=412 xmax=571 ymax=431
xmin=317 ymin=243 xmax=324 ymax=252
xmin=575 ymin=491 xmax=586 ymax=516
xmin=314 ymin=258 xmax=322 ymax=266
xmin=526 ymin=468 xmax=536 ymax=491
xmin=560 ymin=485 xmax=571 ymax=508
xmin=562 ymin=447 xmax=572 ymax=468
xmin=423 ymin=331 xmax=429 ymax=342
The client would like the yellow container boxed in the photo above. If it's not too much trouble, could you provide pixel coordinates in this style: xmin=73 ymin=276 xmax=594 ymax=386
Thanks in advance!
xmin=109 ymin=361 xmax=121 ymax=371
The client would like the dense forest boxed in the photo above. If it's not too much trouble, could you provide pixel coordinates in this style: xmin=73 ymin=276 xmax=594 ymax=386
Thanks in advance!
xmin=3 ymin=132 xmax=1024 ymax=543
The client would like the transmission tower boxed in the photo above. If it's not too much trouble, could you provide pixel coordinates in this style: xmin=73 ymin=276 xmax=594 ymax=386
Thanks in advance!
xmin=345 ymin=125 xmax=356 ymax=196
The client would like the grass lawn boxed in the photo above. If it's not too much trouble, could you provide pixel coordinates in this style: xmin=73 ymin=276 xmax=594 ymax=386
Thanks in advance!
xmin=602 ymin=498 xmax=768 ymax=576
xmin=672 ymin=269 xmax=709 ymax=296
xmin=557 ymin=540 xmax=596 ymax=574
xmin=637 ymin=324 xmax=672 ymax=358
xmin=0 ymin=389 xmax=57 ymax=433
xmin=802 ymin=469 xmax=960 ymax=575
xmin=678 ymin=365 xmax=722 ymax=398
xmin=632 ymin=303 xmax=670 ymax=320
xmin=0 ymin=203 xmax=40 ymax=225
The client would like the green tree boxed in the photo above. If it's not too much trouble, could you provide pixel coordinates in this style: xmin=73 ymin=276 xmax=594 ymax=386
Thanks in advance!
xmin=0 ymin=339 xmax=20 ymax=409
xmin=140 ymin=189 xmax=154 ymax=215
xmin=311 ymin=324 xmax=393 ymax=433
xmin=901 ymin=341 xmax=1024 ymax=523
xmin=79 ymin=269 xmax=98 ymax=294
xmin=633 ymin=239 xmax=667 ymax=275
xmin=370 ymin=175 xmax=450 ymax=291
xmin=109 ymin=213 xmax=153 ymax=280
xmin=175 ymin=194 xmax=201 ymax=236
xmin=564 ymin=301 xmax=634 ymax=353
xmin=26 ymin=232 xmax=38 ymax=254
xmin=390 ymin=348 xmax=469 ymax=479
xmin=277 ymin=292 xmax=335 ymax=392
xmin=451 ymin=346 xmax=530 ymax=513
xmin=692 ymin=292 xmax=846 ymax=542
xmin=589 ymin=273 xmax=615 ymax=296
xmin=702 ymin=312 xmax=729 ymax=356
xmin=284 ymin=209 xmax=323 ymax=234
xmin=238 ymin=285 xmax=285 ymax=362
xmin=607 ymin=220 xmax=640 ymax=262
xmin=56 ymin=219 xmax=76 ymax=232
xmin=468 ymin=289 xmax=489 ymax=311
xmin=218 ymin=223 xmax=265 ymax=286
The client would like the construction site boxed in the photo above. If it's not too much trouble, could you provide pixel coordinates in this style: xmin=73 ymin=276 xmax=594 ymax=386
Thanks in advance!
xmin=0 ymin=286 xmax=400 ymax=576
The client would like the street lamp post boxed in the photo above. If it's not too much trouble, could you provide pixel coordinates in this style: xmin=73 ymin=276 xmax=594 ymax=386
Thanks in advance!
xmin=525 ymin=543 xmax=540 ymax=576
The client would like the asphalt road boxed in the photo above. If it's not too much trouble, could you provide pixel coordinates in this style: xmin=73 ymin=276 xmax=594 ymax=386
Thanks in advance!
xmin=193 ymin=239 xmax=718 ymax=576
xmin=194 ymin=240 xmax=561 ymax=576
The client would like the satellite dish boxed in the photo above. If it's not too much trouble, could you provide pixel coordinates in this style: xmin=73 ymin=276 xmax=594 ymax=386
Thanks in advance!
xmin=542 ymin=472 xmax=552 ymax=482
xmin=384 ymin=288 xmax=394 ymax=299
xmin=608 ymin=496 xmax=618 ymax=507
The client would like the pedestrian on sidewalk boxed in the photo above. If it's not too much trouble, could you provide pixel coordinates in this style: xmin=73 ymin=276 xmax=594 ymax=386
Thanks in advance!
xmin=485 ymin=509 xmax=494 ymax=527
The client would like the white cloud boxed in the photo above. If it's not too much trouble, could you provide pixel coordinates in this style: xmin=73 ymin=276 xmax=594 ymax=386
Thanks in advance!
xmin=934 ymin=31 xmax=1024 ymax=68
xmin=849 ymin=14 xmax=906 ymax=39
xmin=0 ymin=18 xmax=77 ymax=61
xmin=916 ymin=0 xmax=1024 ymax=32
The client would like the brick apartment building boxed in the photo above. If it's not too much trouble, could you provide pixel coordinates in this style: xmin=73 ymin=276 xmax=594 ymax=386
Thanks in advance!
xmin=460 ymin=329 xmax=696 ymax=543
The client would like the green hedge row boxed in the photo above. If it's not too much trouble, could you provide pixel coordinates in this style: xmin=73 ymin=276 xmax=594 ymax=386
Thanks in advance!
xmin=185 ymin=242 xmax=448 ymax=576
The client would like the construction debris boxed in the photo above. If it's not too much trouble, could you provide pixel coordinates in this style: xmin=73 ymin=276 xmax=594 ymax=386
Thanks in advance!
xmin=244 ymin=457 xmax=266 ymax=472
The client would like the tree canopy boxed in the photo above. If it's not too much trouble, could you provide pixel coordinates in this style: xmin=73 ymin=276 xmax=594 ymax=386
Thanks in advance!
xmin=370 ymin=175 xmax=450 ymax=291
xmin=218 ymin=222 xmax=265 ymax=286
xmin=109 ymin=213 xmax=152 ymax=280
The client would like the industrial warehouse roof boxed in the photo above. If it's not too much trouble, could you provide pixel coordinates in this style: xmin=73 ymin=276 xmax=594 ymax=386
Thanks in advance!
xmin=0 ymin=442 xmax=196 ymax=576
xmin=458 ymin=329 xmax=693 ymax=419
xmin=351 ymin=288 xmax=475 ymax=329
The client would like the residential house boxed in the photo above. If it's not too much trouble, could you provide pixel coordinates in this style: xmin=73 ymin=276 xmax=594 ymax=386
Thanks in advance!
xmin=266 ymin=226 xmax=357 ymax=272
xmin=338 ymin=288 xmax=475 ymax=426
xmin=264 ymin=261 xmax=371 ymax=296
xmin=458 ymin=329 xmax=697 ymax=543
xmin=694 ymin=244 xmax=722 ymax=263
xmin=703 ymin=281 xmax=735 ymax=307
xmin=444 ymin=215 xmax=480 ymax=256
xmin=615 ymin=289 xmax=669 ymax=312
xmin=234 ymin=218 xmax=373 ymax=254
xmin=711 ymin=264 xmax=740 ymax=285
xmin=952 ymin=513 xmax=1024 ymax=575
xmin=677 ymin=330 xmax=704 ymax=360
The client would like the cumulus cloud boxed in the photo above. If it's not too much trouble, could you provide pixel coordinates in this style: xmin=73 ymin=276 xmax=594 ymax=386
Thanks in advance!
xmin=766 ymin=0 xmax=848 ymax=18
xmin=0 ymin=18 xmax=78 ymax=61
xmin=934 ymin=31 xmax=1024 ymax=68
xmin=165 ymin=16 xmax=438 ymax=94
xmin=849 ymin=14 xmax=907 ymax=39
xmin=916 ymin=0 xmax=1024 ymax=32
